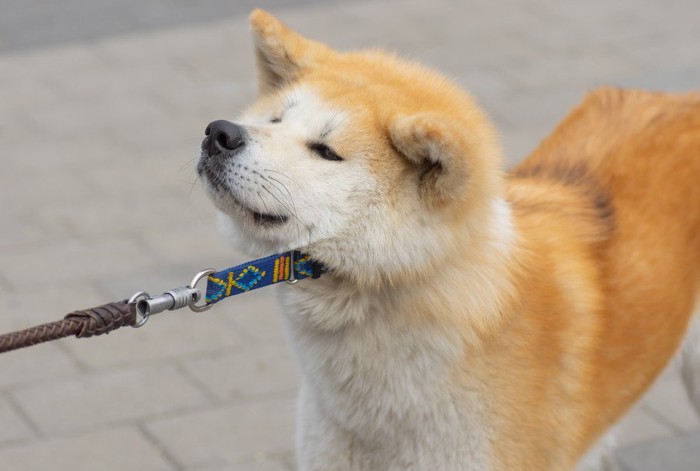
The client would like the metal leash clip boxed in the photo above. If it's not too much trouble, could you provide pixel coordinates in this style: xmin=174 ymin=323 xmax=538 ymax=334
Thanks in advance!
xmin=129 ymin=268 xmax=215 ymax=328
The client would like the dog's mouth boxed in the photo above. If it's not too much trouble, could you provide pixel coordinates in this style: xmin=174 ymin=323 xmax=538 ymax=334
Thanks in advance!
xmin=198 ymin=157 xmax=289 ymax=226
xmin=231 ymin=194 xmax=289 ymax=226
xmin=251 ymin=209 xmax=288 ymax=225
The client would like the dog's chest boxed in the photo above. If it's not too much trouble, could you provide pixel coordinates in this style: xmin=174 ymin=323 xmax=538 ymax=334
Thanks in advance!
xmin=281 ymin=283 xmax=492 ymax=457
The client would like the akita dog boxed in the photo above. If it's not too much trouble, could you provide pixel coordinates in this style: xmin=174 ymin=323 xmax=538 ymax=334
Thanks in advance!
xmin=197 ymin=10 xmax=700 ymax=470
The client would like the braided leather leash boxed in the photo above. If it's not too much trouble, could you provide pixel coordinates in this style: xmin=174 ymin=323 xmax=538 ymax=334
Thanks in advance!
xmin=0 ymin=301 xmax=135 ymax=354
xmin=0 ymin=251 xmax=324 ymax=355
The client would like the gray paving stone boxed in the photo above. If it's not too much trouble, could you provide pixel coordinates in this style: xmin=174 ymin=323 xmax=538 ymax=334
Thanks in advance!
xmin=182 ymin=344 xmax=299 ymax=400
xmin=283 ymin=0 xmax=445 ymax=53
xmin=45 ymin=56 xmax=196 ymax=102
xmin=495 ymin=85 xmax=588 ymax=134
xmin=0 ymin=74 xmax=63 ymax=118
xmin=74 ymin=152 xmax=198 ymax=199
xmin=495 ymin=85 xmax=590 ymax=167
xmin=27 ymin=94 xmax=171 ymax=138
xmin=223 ymin=288 xmax=288 ymax=345
xmin=0 ymin=164 xmax=102 ymax=222
xmin=0 ymin=237 xmax=159 ymax=288
xmin=0 ymin=343 xmax=79 ymax=392
xmin=613 ymin=403 xmax=676 ymax=448
xmin=92 ymin=18 xmax=258 ymax=86
xmin=501 ymin=127 xmax=547 ymax=169
xmin=62 ymin=307 xmax=244 ymax=369
xmin=138 ymin=225 xmax=241 ymax=271
xmin=12 ymin=365 xmax=208 ymax=434
xmin=0 ymin=0 xmax=356 ymax=53
xmin=453 ymin=69 xmax=518 ymax=112
xmin=185 ymin=457 xmax=291 ymax=471
xmin=519 ymin=1 xmax=663 ymax=54
xmin=0 ymin=426 xmax=175 ymax=471
xmin=657 ymin=353 xmax=683 ymax=382
xmin=0 ymin=395 xmax=34 ymax=445
xmin=146 ymin=398 xmax=295 ymax=468
xmin=2 ymin=129 xmax=120 ymax=174
xmin=620 ymin=0 xmax=700 ymax=43
xmin=494 ymin=48 xmax=641 ymax=90
xmin=626 ymin=65 xmax=700 ymax=94
xmin=642 ymin=377 xmax=700 ymax=434
xmin=150 ymin=78 xmax=258 ymax=127
xmin=31 ymin=189 xmax=204 ymax=240
xmin=0 ymin=283 xmax=106 ymax=331
xmin=0 ymin=218 xmax=63 ymax=253
xmin=616 ymin=431 xmax=700 ymax=471
xmin=185 ymin=465 xmax=232 ymax=471
xmin=234 ymin=456 xmax=294 ymax=471
xmin=0 ymin=42 xmax=110 ymax=78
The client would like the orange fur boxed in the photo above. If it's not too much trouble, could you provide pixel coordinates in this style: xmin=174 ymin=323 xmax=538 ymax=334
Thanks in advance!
xmin=506 ymin=88 xmax=700 ymax=465
xmin=228 ymin=11 xmax=700 ymax=469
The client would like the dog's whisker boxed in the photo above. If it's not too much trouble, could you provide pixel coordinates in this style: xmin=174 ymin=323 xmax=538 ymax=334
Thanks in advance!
xmin=260 ymin=184 xmax=306 ymax=228
xmin=256 ymin=190 xmax=272 ymax=216
xmin=258 ymin=174 xmax=298 ymax=216
xmin=265 ymin=176 xmax=295 ymax=207
xmin=262 ymin=169 xmax=304 ymax=191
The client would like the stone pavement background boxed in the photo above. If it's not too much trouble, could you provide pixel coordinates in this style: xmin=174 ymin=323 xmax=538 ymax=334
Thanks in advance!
xmin=0 ymin=0 xmax=698 ymax=469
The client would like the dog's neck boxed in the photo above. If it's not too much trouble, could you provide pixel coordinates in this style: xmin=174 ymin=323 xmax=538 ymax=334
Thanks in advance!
xmin=276 ymin=198 xmax=515 ymax=462
xmin=282 ymin=197 xmax=518 ymax=337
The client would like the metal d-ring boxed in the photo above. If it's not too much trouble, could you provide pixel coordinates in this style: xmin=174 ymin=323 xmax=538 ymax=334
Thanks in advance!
xmin=188 ymin=268 xmax=216 ymax=312
xmin=129 ymin=291 xmax=151 ymax=328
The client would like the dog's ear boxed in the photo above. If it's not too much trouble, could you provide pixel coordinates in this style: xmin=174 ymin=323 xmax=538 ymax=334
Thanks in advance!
xmin=390 ymin=114 xmax=475 ymax=205
xmin=249 ymin=10 xmax=331 ymax=95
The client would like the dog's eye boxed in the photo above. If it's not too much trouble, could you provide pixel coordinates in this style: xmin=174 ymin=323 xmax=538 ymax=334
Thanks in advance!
xmin=308 ymin=142 xmax=344 ymax=161
xmin=270 ymin=117 xmax=282 ymax=124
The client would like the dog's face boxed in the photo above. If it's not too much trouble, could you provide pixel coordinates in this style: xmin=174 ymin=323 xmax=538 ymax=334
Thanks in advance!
xmin=197 ymin=10 xmax=503 ymax=286
xmin=198 ymin=84 xmax=382 ymax=258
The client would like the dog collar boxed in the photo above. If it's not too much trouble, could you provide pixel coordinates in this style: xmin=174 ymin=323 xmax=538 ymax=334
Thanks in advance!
xmin=204 ymin=251 xmax=324 ymax=306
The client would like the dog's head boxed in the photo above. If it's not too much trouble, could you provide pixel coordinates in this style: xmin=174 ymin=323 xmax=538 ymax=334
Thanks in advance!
xmin=198 ymin=10 xmax=504 ymax=286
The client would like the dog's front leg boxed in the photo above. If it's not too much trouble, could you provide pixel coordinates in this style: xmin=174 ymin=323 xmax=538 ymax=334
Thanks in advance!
xmin=296 ymin=382 xmax=364 ymax=471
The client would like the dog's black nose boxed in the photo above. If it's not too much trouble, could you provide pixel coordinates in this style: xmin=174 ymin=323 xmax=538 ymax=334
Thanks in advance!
xmin=203 ymin=120 xmax=246 ymax=156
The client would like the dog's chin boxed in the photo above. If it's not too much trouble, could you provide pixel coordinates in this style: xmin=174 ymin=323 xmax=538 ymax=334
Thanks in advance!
xmin=215 ymin=210 xmax=290 ymax=257
xmin=203 ymin=179 xmax=289 ymax=226
xmin=229 ymin=196 xmax=288 ymax=228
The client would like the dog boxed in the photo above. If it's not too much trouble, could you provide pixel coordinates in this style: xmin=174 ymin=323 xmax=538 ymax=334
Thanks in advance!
xmin=196 ymin=10 xmax=700 ymax=470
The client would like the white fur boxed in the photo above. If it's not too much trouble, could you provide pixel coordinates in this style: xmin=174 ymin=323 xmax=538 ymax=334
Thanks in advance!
xmin=278 ymin=204 xmax=515 ymax=470
xmin=199 ymin=69 xmax=700 ymax=471
xmin=201 ymin=86 xmax=518 ymax=470
xmin=211 ymin=86 xmax=505 ymax=288
xmin=211 ymin=87 xmax=370 ymax=256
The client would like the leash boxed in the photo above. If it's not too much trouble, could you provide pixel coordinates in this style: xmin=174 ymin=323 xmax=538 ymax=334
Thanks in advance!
xmin=0 ymin=250 xmax=323 ymax=354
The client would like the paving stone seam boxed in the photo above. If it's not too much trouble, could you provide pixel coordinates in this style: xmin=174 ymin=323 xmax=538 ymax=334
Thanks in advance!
xmin=641 ymin=403 xmax=694 ymax=436
xmin=171 ymin=361 xmax=223 ymax=404
xmin=137 ymin=423 xmax=188 ymax=471
xmin=3 ymin=392 xmax=43 ymax=440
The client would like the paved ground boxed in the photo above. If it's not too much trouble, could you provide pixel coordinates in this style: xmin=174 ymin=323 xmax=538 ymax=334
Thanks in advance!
xmin=0 ymin=0 xmax=699 ymax=470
